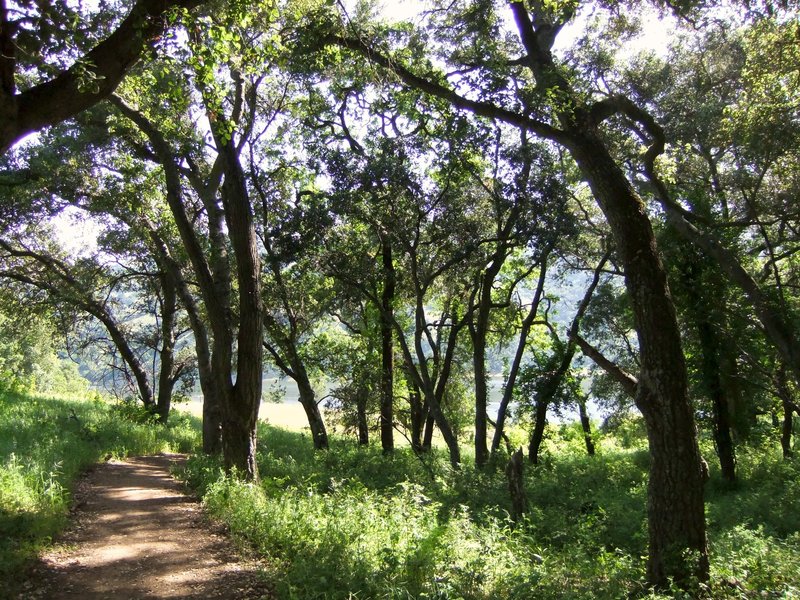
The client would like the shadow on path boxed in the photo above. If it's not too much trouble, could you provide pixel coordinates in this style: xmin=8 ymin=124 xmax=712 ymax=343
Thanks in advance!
xmin=22 ymin=455 xmax=272 ymax=599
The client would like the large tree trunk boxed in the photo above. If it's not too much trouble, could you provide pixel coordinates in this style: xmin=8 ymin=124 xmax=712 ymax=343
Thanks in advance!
xmin=111 ymin=97 xmax=232 ymax=456
xmin=380 ymin=235 xmax=395 ymax=453
xmin=568 ymin=133 xmax=708 ymax=587
xmin=217 ymin=138 xmax=263 ymax=480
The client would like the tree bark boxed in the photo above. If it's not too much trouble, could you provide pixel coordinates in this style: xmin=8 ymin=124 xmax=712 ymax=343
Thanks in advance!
xmin=293 ymin=362 xmax=330 ymax=450
xmin=578 ymin=399 xmax=595 ymax=456
xmin=422 ymin=411 xmax=435 ymax=452
xmin=505 ymin=448 xmax=526 ymax=521
xmin=216 ymin=137 xmax=263 ymax=479
xmin=155 ymin=271 xmax=178 ymax=423
xmin=409 ymin=382 xmax=425 ymax=452
xmin=470 ymin=254 xmax=506 ymax=467
xmin=380 ymin=235 xmax=395 ymax=453
xmin=567 ymin=134 xmax=708 ymax=586
xmin=527 ymin=398 xmax=549 ymax=465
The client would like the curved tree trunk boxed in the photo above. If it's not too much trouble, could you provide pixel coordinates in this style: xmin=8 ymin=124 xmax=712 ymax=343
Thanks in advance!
xmin=295 ymin=373 xmax=329 ymax=450
xmin=568 ymin=134 xmax=708 ymax=587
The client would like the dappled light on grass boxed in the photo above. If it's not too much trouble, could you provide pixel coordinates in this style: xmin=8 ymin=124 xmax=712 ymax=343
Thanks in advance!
xmin=181 ymin=423 xmax=800 ymax=599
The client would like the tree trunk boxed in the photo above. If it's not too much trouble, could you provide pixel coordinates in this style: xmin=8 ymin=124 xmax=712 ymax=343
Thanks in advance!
xmin=568 ymin=133 xmax=708 ymax=587
xmin=356 ymin=388 xmax=369 ymax=445
xmin=578 ymin=399 xmax=595 ymax=456
xmin=680 ymin=254 xmax=737 ymax=483
xmin=295 ymin=369 xmax=329 ymax=450
xmin=146 ymin=223 xmax=222 ymax=453
xmin=155 ymin=271 xmax=178 ymax=423
xmin=95 ymin=310 xmax=156 ymax=409
xmin=505 ymin=448 xmax=526 ymax=522
xmin=409 ymin=383 xmax=425 ymax=452
xmin=491 ymin=256 xmax=549 ymax=458
xmin=422 ymin=411 xmax=435 ymax=452
xmin=217 ymin=138 xmax=263 ymax=480
xmin=527 ymin=398 xmax=548 ymax=465
xmin=380 ymin=235 xmax=395 ymax=453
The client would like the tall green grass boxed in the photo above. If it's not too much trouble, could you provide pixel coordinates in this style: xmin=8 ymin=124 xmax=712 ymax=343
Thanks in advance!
xmin=0 ymin=390 xmax=200 ymax=596
xmin=182 ymin=422 xmax=800 ymax=599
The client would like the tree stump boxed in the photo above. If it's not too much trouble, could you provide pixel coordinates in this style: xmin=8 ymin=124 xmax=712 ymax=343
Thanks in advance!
xmin=505 ymin=447 xmax=526 ymax=522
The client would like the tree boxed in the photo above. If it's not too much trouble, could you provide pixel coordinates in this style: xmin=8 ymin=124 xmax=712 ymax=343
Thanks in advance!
xmin=309 ymin=1 xmax=709 ymax=585
xmin=254 ymin=167 xmax=332 ymax=450
xmin=624 ymin=20 xmax=800 ymax=472
xmin=0 ymin=0 xmax=205 ymax=153
xmin=522 ymin=249 xmax=609 ymax=465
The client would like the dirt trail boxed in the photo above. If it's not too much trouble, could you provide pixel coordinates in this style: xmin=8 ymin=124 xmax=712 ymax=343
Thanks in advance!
xmin=21 ymin=454 xmax=273 ymax=599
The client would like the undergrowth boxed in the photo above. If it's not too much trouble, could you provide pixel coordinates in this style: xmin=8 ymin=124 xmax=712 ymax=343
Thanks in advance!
xmin=181 ymin=422 xmax=800 ymax=599
xmin=0 ymin=389 xmax=200 ymax=597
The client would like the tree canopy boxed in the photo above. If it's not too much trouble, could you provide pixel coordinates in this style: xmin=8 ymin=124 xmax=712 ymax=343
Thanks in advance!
xmin=0 ymin=0 xmax=799 ymax=592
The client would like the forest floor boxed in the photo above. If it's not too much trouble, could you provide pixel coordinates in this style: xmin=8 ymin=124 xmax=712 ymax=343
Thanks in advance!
xmin=19 ymin=454 xmax=274 ymax=599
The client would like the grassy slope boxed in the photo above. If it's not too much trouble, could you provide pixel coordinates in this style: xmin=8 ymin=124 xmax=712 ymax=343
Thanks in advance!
xmin=0 ymin=390 xmax=200 ymax=597
xmin=182 ymin=423 xmax=800 ymax=600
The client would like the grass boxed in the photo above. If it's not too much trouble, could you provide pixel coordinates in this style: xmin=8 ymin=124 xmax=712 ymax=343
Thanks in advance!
xmin=2 ymin=387 xmax=798 ymax=599
xmin=181 ymin=421 xmax=800 ymax=600
xmin=0 ymin=389 xmax=201 ymax=597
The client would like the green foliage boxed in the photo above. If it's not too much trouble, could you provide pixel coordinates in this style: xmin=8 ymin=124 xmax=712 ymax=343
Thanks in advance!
xmin=0 ymin=390 xmax=200 ymax=596
xmin=0 ymin=310 xmax=88 ymax=396
xmin=181 ymin=424 xmax=800 ymax=599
